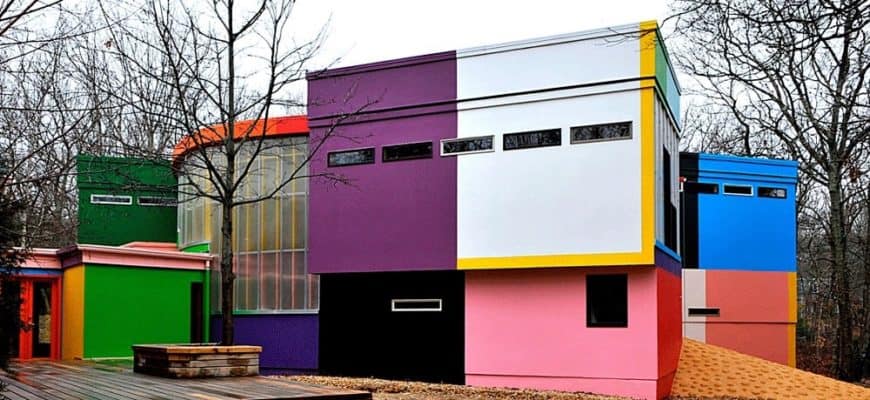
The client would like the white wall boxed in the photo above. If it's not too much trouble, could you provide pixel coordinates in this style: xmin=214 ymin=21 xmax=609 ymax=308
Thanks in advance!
xmin=456 ymin=87 xmax=643 ymax=259
xmin=456 ymin=24 xmax=641 ymax=101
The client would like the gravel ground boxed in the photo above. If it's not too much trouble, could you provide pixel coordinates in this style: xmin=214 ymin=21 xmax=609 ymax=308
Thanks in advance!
xmin=282 ymin=376 xmax=628 ymax=400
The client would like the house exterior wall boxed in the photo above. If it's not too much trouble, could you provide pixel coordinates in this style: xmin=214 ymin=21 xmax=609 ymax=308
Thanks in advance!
xmin=465 ymin=264 xmax=679 ymax=400
xmin=77 ymin=155 xmax=177 ymax=246
xmin=61 ymin=266 xmax=84 ymax=359
xmin=307 ymin=21 xmax=680 ymax=273
xmin=680 ymin=153 xmax=798 ymax=366
xmin=210 ymin=314 xmax=319 ymax=374
xmin=82 ymin=264 xmax=205 ymax=358
xmin=307 ymin=52 xmax=458 ymax=274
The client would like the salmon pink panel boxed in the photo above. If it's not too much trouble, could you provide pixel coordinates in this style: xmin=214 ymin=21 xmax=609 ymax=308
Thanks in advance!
xmin=706 ymin=270 xmax=790 ymax=323
xmin=705 ymin=323 xmax=790 ymax=365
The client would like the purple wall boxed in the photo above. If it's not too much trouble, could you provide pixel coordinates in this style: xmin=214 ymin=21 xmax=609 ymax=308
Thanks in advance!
xmin=307 ymin=52 xmax=458 ymax=274
xmin=210 ymin=314 xmax=318 ymax=374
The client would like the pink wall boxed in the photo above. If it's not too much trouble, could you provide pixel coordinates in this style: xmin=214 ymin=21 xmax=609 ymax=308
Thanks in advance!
xmin=706 ymin=323 xmax=790 ymax=364
xmin=466 ymin=267 xmax=673 ymax=399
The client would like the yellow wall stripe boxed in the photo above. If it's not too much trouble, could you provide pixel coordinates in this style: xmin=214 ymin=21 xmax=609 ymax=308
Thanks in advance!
xmin=458 ymin=251 xmax=647 ymax=270
xmin=61 ymin=265 xmax=85 ymax=360
xmin=787 ymin=271 xmax=797 ymax=367
xmin=639 ymin=20 xmax=658 ymax=264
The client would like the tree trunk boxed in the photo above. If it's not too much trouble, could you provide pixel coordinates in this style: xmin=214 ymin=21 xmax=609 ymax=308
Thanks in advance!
xmin=220 ymin=201 xmax=235 ymax=346
xmin=828 ymin=166 xmax=855 ymax=379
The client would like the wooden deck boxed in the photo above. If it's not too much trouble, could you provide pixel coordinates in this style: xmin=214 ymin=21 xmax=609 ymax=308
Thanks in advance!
xmin=0 ymin=360 xmax=371 ymax=400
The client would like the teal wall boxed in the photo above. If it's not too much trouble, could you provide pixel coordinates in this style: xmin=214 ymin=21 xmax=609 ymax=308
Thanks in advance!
xmin=82 ymin=264 xmax=207 ymax=358
xmin=77 ymin=155 xmax=177 ymax=246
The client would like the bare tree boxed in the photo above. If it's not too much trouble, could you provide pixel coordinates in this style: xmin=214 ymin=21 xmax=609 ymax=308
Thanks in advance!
xmin=97 ymin=0 xmax=368 ymax=345
xmin=668 ymin=0 xmax=870 ymax=379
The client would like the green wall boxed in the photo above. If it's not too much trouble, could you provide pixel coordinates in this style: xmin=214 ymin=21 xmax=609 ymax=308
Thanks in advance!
xmin=83 ymin=264 xmax=206 ymax=358
xmin=77 ymin=155 xmax=177 ymax=246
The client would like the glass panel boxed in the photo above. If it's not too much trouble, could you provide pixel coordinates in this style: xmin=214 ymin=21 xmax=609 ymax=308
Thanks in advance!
xmin=503 ymin=129 xmax=561 ymax=150
xmin=280 ymin=251 xmax=297 ymax=310
xmin=260 ymin=252 xmax=279 ymax=310
xmin=328 ymin=148 xmax=375 ymax=167
xmin=442 ymin=136 xmax=494 ymax=155
xmin=382 ymin=142 xmax=433 ymax=162
xmin=261 ymin=198 xmax=279 ymax=251
xmin=570 ymin=122 xmax=632 ymax=143
xmin=293 ymin=251 xmax=307 ymax=309
xmin=758 ymin=187 xmax=787 ymax=198
xmin=307 ymin=272 xmax=319 ymax=310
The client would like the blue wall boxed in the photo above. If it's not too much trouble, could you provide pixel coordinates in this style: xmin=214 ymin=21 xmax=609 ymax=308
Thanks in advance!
xmin=211 ymin=314 xmax=318 ymax=374
xmin=682 ymin=153 xmax=798 ymax=272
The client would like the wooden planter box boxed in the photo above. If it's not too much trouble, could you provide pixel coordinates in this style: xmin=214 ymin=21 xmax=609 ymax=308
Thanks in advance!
xmin=132 ymin=344 xmax=262 ymax=378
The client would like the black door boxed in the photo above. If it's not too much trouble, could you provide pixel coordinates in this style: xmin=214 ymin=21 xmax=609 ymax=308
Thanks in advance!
xmin=319 ymin=270 xmax=465 ymax=384
xmin=190 ymin=282 xmax=204 ymax=343
xmin=32 ymin=282 xmax=51 ymax=358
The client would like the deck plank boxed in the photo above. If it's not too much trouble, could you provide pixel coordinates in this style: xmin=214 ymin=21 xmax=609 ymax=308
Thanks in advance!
xmin=4 ymin=361 xmax=371 ymax=400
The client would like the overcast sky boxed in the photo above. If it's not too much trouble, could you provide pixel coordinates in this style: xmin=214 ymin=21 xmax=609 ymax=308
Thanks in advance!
xmin=291 ymin=0 xmax=672 ymax=69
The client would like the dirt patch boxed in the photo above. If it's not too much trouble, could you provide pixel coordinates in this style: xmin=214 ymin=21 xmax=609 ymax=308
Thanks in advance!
xmin=282 ymin=376 xmax=626 ymax=400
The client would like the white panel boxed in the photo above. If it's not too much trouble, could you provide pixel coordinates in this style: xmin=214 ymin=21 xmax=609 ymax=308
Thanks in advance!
xmin=457 ymin=27 xmax=641 ymax=101
xmin=684 ymin=322 xmax=706 ymax=342
xmin=457 ymin=89 xmax=642 ymax=259
xmin=682 ymin=269 xmax=707 ymax=322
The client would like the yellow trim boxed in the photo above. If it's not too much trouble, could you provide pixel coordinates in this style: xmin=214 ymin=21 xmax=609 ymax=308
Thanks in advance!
xmin=458 ymin=251 xmax=648 ymax=270
xmin=787 ymin=272 xmax=797 ymax=367
xmin=62 ymin=265 xmax=85 ymax=360
xmin=640 ymin=20 xmax=658 ymax=78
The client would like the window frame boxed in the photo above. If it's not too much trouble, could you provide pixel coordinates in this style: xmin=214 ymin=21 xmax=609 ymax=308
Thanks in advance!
xmin=90 ymin=194 xmax=133 ymax=205
xmin=758 ymin=187 xmax=787 ymax=199
xmin=440 ymin=135 xmax=495 ymax=156
xmin=138 ymin=196 xmax=177 ymax=207
xmin=391 ymin=298 xmax=443 ymax=312
xmin=570 ymin=121 xmax=633 ymax=145
xmin=327 ymin=147 xmax=376 ymax=168
xmin=723 ymin=184 xmax=754 ymax=196
xmin=586 ymin=274 xmax=629 ymax=328
xmin=382 ymin=141 xmax=434 ymax=162
xmin=502 ymin=128 xmax=562 ymax=151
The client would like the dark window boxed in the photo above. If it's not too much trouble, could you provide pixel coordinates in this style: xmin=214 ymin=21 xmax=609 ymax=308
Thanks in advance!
xmin=441 ymin=136 xmax=494 ymax=156
xmin=587 ymin=274 xmax=628 ymax=328
xmin=138 ymin=196 xmax=177 ymax=207
xmin=723 ymin=184 xmax=753 ymax=196
xmin=90 ymin=194 xmax=132 ymax=205
xmin=759 ymin=187 xmax=787 ymax=199
xmin=503 ymin=129 xmax=561 ymax=151
xmin=391 ymin=299 xmax=442 ymax=312
xmin=688 ymin=307 xmax=720 ymax=317
xmin=383 ymin=142 xmax=433 ymax=162
xmin=328 ymin=148 xmax=375 ymax=167
xmin=684 ymin=182 xmax=719 ymax=194
xmin=571 ymin=122 xmax=632 ymax=144
xmin=663 ymin=148 xmax=677 ymax=250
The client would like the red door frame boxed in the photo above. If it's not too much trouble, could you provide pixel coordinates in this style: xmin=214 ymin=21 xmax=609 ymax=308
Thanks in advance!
xmin=18 ymin=275 xmax=61 ymax=360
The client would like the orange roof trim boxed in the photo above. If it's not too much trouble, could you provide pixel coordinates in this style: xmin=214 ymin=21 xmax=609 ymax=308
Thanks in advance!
xmin=172 ymin=115 xmax=309 ymax=161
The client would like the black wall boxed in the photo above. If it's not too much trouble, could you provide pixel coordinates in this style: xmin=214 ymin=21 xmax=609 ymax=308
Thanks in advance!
xmin=319 ymin=270 xmax=465 ymax=384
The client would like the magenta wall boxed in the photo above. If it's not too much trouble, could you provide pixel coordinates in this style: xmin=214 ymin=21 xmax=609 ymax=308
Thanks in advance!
xmin=307 ymin=52 xmax=458 ymax=273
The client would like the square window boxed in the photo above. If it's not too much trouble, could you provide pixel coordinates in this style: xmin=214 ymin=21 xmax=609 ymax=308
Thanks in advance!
xmin=587 ymin=274 xmax=628 ymax=328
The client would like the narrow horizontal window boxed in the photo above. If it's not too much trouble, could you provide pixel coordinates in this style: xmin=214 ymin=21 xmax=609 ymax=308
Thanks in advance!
xmin=327 ymin=148 xmax=375 ymax=167
xmin=570 ymin=121 xmax=632 ymax=144
xmin=441 ymin=136 xmax=494 ymax=156
xmin=683 ymin=182 xmax=719 ymax=194
xmin=138 ymin=196 xmax=177 ymax=207
xmin=383 ymin=142 xmax=433 ymax=162
xmin=587 ymin=274 xmax=628 ymax=328
xmin=391 ymin=299 xmax=442 ymax=312
xmin=90 ymin=194 xmax=132 ymax=205
xmin=723 ymin=184 xmax=753 ymax=196
xmin=503 ymin=129 xmax=561 ymax=151
xmin=758 ymin=187 xmax=787 ymax=199
xmin=688 ymin=307 xmax=720 ymax=317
